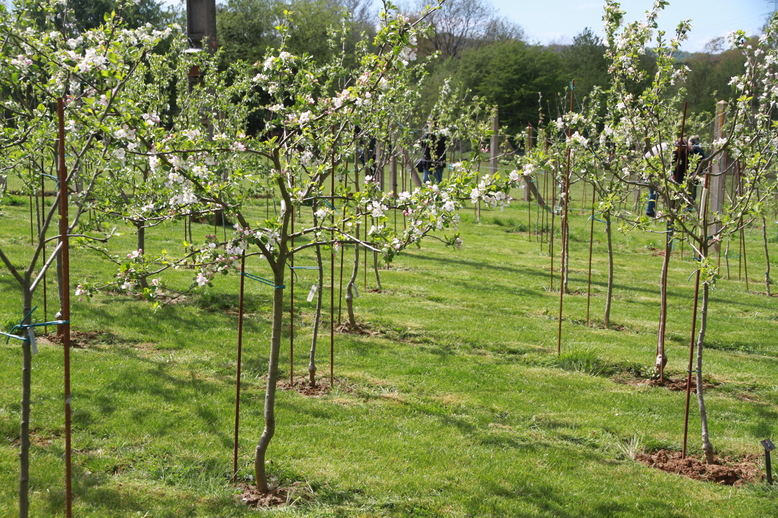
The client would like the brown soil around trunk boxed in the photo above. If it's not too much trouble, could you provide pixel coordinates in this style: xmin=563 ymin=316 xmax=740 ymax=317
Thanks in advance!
xmin=278 ymin=377 xmax=332 ymax=396
xmin=646 ymin=377 xmax=717 ymax=392
xmin=622 ymin=376 xmax=717 ymax=392
xmin=237 ymin=481 xmax=310 ymax=508
xmin=636 ymin=450 xmax=763 ymax=486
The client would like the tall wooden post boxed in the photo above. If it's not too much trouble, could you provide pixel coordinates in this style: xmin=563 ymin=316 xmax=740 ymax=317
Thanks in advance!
xmin=490 ymin=109 xmax=499 ymax=174
xmin=186 ymin=0 xmax=218 ymax=51
xmin=390 ymin=151 xmax=397 ymax=195
xmin=710 ymin=100 xmax=727 ymax=253
xmin=524 ymin=124 xmax=533 ymax=202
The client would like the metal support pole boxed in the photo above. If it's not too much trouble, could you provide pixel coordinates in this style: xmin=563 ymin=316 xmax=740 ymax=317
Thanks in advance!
xmin=57 ymin=98 xmax=73 ymax=518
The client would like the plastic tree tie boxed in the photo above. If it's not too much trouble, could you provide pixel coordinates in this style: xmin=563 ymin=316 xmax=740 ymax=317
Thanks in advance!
xmin=40 ymin=173 xmax=60 ymax=186
xmin=241 ymin=272 xmax=285 ymax=289
xmin=1 ymin=331 xmax=26 ymax=343
xmin=4 ymin=306 xmax=38 ymax=343
xmin=586 ymin=214 xmax=606 ymax=224
xmin=24 ymin=320 xmax=69 ymax=328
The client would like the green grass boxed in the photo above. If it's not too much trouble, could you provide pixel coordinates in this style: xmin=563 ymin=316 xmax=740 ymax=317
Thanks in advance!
xmin=2 ymin=189 xmax=778 ymax=517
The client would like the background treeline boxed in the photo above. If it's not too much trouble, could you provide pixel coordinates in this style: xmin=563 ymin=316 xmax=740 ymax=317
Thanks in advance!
xmin=63 ymin=0 xmax=762 ymax=139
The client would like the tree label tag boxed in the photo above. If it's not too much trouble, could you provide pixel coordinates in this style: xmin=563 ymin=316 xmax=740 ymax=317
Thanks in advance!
xmin=762 ymin=439 xmax=775 ymax=451
xmin=28 ymin=328 xmax=37 ymax=355
xmin=307 ymin=285 xmax=317 ymax=302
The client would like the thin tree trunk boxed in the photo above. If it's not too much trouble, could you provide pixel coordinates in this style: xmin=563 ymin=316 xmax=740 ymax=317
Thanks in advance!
xmin=696 ymin=282 xmax=715 ymax=464
xmin=724 ymin=237 xmax=731 ymax=280
xmin=254 ymin=263 xmax=286 ymax=493
xmin=604 ymin=212 xmax=614 ymax=328
xmin=345 ymin=225 xmax=360 ymax=328
xmin=136 ymin=223 xmax=148 ymax=290
xmin=656 ymin=225 xmax=672 ymax=381
xmin=762 ymin=215 xmax=772 ymax=296
xmin=309 ymin=245 xmax=324 ymax=387
xmin=372 ymin=251 xmax=382 ymax=291
xmin=19 ymin=288 xmax=33 ymax=518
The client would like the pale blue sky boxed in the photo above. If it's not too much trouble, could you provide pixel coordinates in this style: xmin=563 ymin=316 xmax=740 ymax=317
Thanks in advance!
xmin=175 ymin=0 xmax=774 ymax=53
xmin=490 ymin=0 xmax=773 ymax=52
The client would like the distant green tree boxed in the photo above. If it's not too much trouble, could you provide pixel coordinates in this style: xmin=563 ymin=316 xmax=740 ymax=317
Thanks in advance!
xmin=682 ymin=38 xmax=747 ymax=114
xmin=216 ymin=0 xmax=282 ymax=65
xmin=29 ymin=0 xmax=175 ymax=32
xmin=216 ymin=0 xmax=375 ymax=66
xmin=561 ymin=28 xmax=610 ymax=104
xmin=455 ymin=40 xmax=566 ymax=134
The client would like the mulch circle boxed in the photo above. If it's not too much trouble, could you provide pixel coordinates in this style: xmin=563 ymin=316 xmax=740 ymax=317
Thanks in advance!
xmin=335 ymin=321 xmax=377 ymax=335
xmin=278 ymin=378 xmax=331 ymax=396
xmin=645 ymin=377 xmax=716 ymax=392
xmin=42 ymin=330 xmax=104 ymax=348
xmin=636 ymin=450 xmax=763 ymax=486
xmin=237 ymin=481 xmax=311 ymax=508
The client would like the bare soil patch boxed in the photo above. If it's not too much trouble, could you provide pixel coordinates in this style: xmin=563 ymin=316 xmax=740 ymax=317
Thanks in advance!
xmin=43 ymin=330 xmax=115 ymax=348
xmin=646 ymin=377 xmax=717 ymax=392
xmin=335 ymin=321 xmax=379 ymax=336
xmin=636 ymin=450 xmax=762 ymax=486
xmin=237 ymin=481 xmax=310 ymax=508
xmin=621 ymin=376 xmax=718 ymax=392
xmin=278 ymin=377 xmax=332 ymax=396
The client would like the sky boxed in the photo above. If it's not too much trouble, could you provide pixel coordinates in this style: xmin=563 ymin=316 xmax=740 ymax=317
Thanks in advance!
xmin=489 ymin=0 xmax=774 ymax=52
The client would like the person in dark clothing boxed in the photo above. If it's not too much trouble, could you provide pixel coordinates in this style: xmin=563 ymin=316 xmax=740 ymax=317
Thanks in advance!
xmin=646 ymin=137 xmax=705 ymax=217
xmin=419 ymin=132 xmax=447 ymax=184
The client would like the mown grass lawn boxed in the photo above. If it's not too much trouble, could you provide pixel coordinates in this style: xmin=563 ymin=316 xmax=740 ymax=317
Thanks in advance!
xmin=2 ymin=187 xmax=778 ymax=517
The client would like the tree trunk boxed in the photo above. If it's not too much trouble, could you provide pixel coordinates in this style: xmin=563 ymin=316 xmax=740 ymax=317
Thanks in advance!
xmin=762 ymin=215 xmax=772 ymax=296
xmin=372 ymin=251 xmax=382 ymax=292
xmin=656 ymin=225 xmax=672 ymax=380
xmin=19 ymin=288 xmax=33 ymax=518
xmin=254 ymin=262 xmax=286 ymax=493
xmin=604 ymin=212 xmax=614 ymax=328
xmin=345 ymin=224 xmax=360 ymax=328
xmin=308 ymin=245 xmax=324 ymax=387
xmin=696 ymin=282 xmax=715 ymax=464
xmin=136 ymin=222 xmax=149 ymax=290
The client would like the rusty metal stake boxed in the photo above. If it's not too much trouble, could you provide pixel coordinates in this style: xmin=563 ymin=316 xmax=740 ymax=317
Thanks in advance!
xmin=233 ymin=253 xmax=246 ymax=484
xmin=57 ymin=98 xmax=73 ymax=518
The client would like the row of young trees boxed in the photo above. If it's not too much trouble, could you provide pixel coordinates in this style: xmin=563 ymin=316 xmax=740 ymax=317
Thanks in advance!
xmin=2 ymin=0 xmax=778 ymax=514
xmin=516 ymin=0 xmax=778 ymax=464
xmin=0 ymin=0 xmax=522 ymax=513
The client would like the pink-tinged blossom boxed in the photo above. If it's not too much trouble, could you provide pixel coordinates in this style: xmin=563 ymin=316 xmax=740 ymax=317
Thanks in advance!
xmin=196 ymin=272 xmax=209 ymax=286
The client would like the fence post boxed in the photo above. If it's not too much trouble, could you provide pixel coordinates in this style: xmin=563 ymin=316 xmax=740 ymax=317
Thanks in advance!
xmin=710 ymin=100 xmax=727 ymax=252
xmin=390 ymin=150 xmax=397 ymax=195
xmin=524 ymin=124 xmax=533 ymax=202
xmin=490 ymin=108 xmax=499 ymax=174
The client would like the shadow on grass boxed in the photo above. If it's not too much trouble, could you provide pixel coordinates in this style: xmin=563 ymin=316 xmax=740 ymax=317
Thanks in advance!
xmin=746 ymin=402 xmax=778 ymax=439
xmin=82 ymin=301 xmax=269 ymax=349
xmin=42 ymin=461 xmax=242 ymax=517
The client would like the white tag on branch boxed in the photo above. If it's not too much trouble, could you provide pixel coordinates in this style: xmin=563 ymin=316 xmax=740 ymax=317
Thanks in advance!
xmin=353 ymin=285 xmax=359 ymax=298
xmin=307 ymin=285 xmax=317 ymax=302
xmin=28 ymin=328 xmax=37 ymax=355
